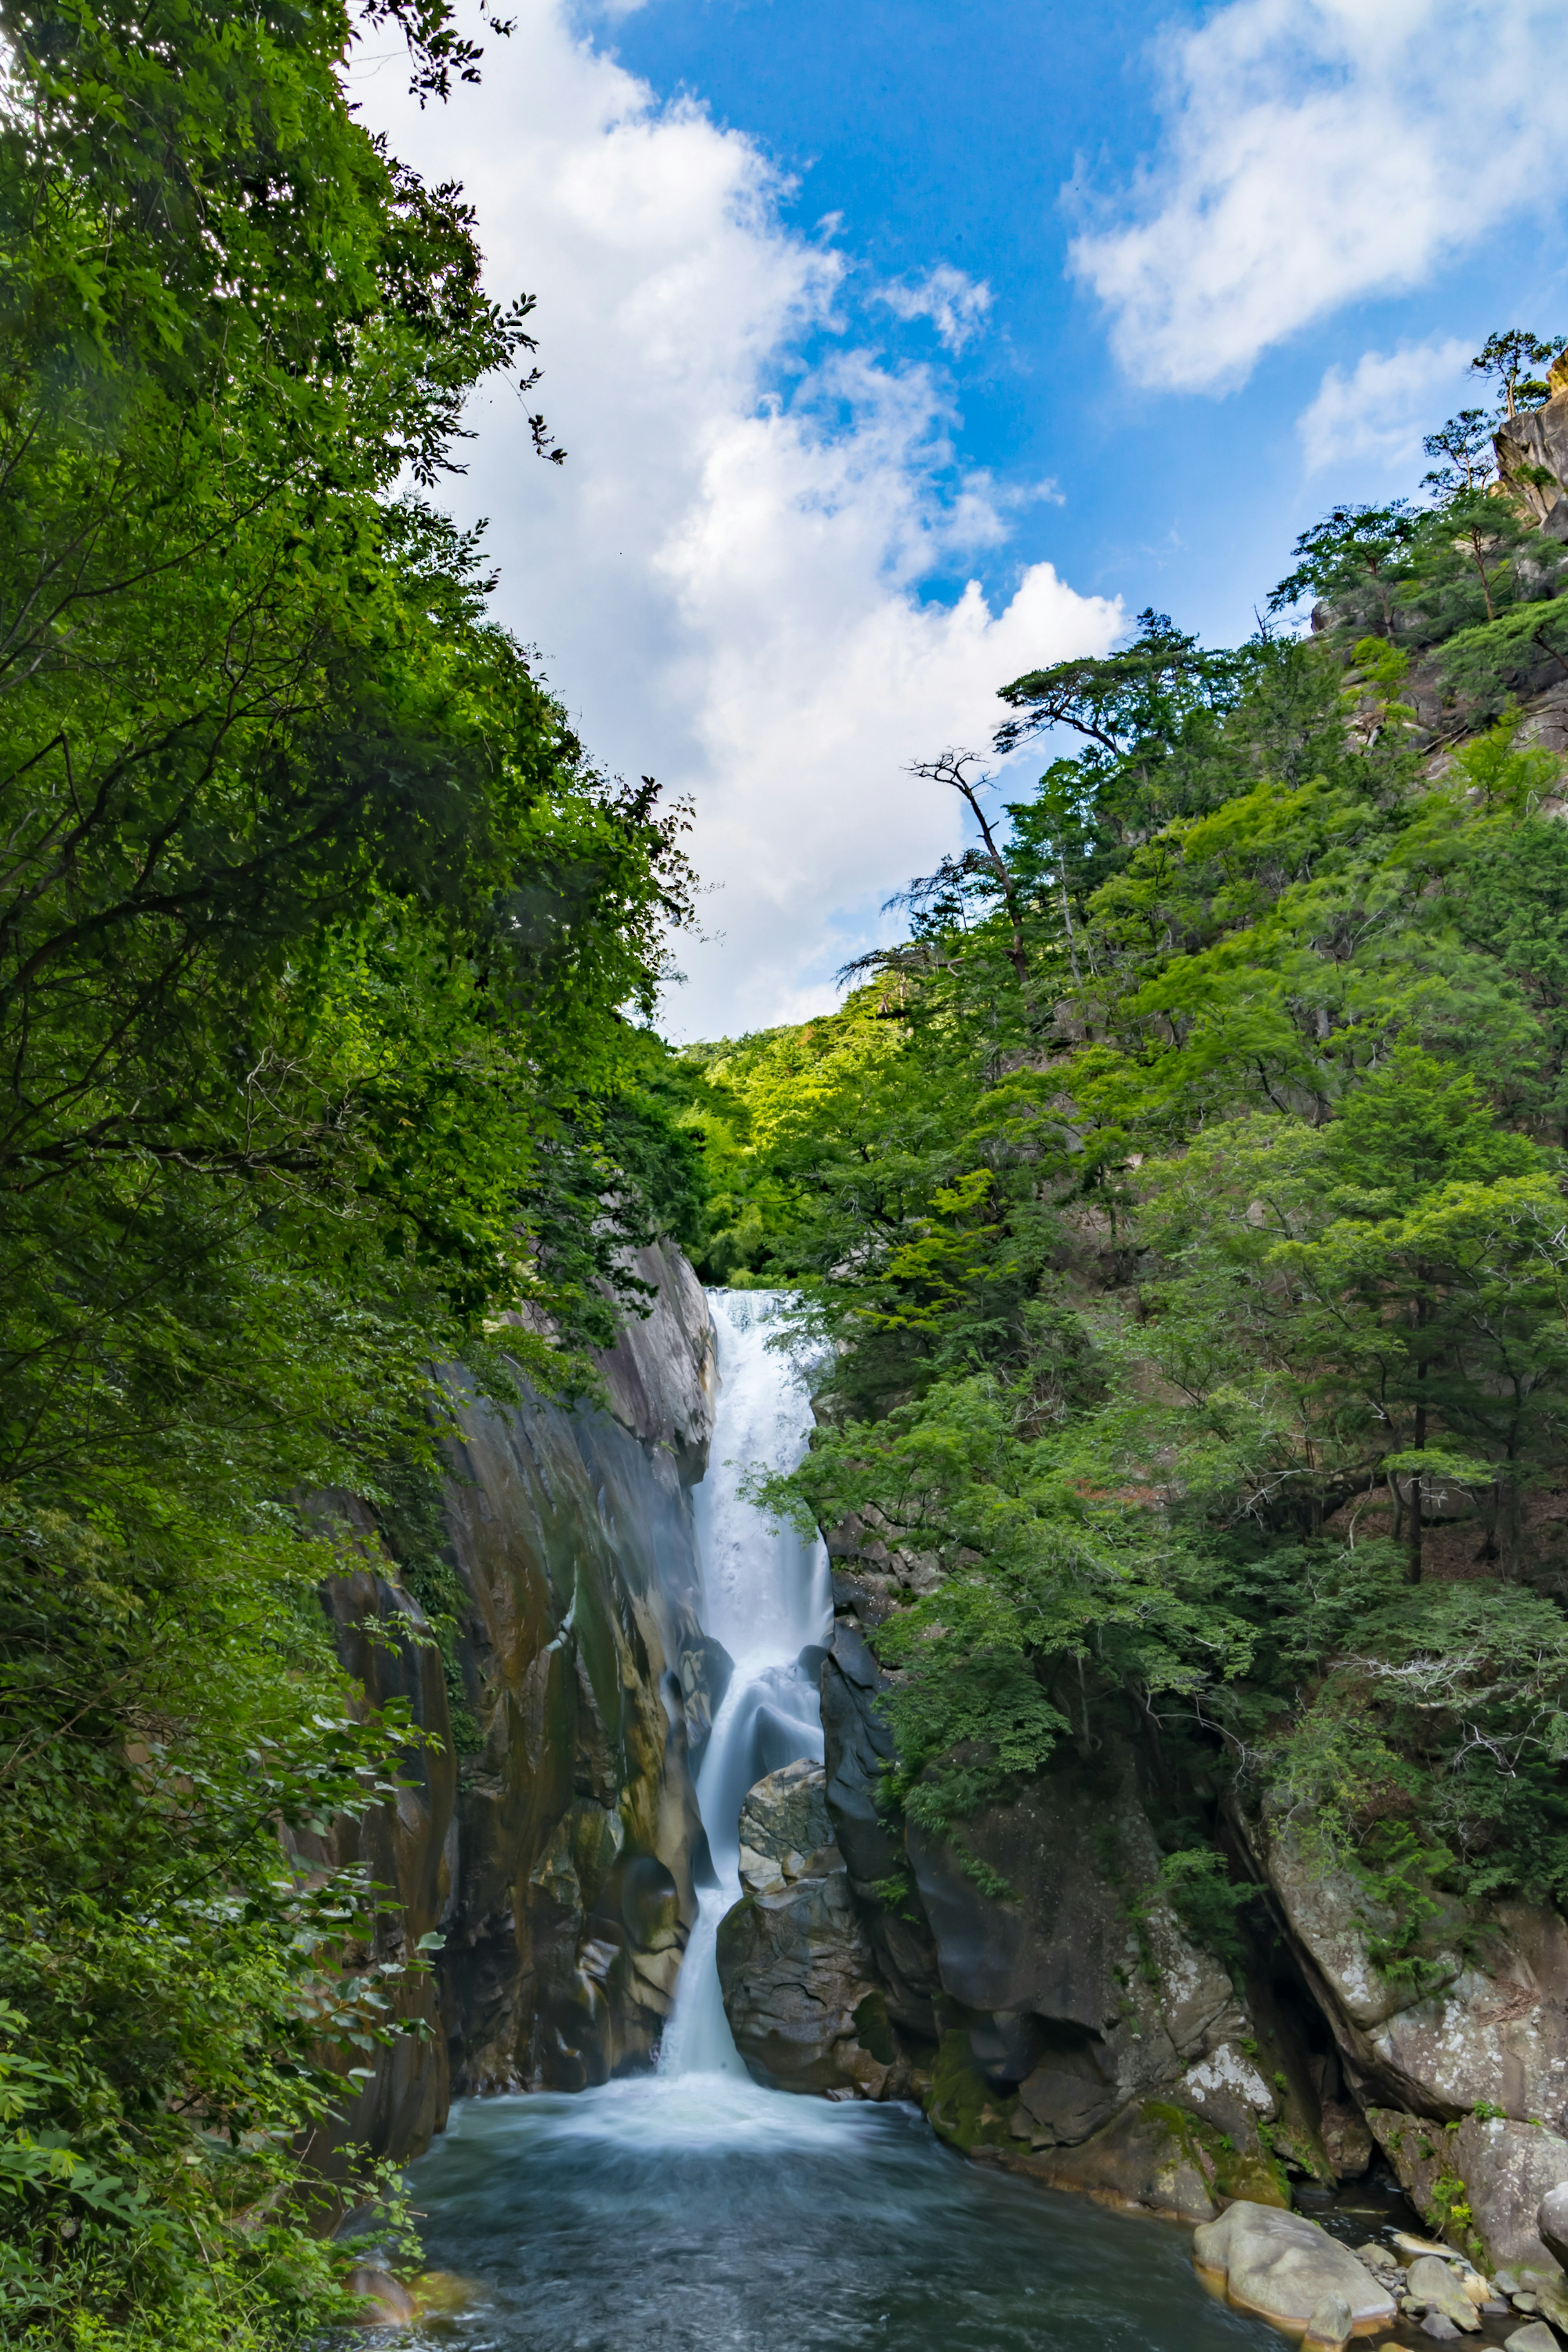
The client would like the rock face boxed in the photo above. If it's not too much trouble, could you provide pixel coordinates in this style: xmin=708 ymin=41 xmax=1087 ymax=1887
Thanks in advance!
xmin=1496 ymin=392 xmax=1568 ymax=535
xmin=716 ymin=1760 xmax=911 ymax=2097
xmin=1193 ymin=2201 xmax=1397 ymax=2334
xmin=431 ymin=1247 xmax=715 ymax=2096
xmin=820 ymin=1612 xmax=1338 ymax=2220
xmin=310 ymin=1241 xmax=716 ymax=2180
xmin=1254 ymin=1814 xmax=1568 ymax=2272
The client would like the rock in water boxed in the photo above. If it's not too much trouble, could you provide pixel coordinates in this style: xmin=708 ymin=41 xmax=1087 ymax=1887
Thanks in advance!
xmin=718 ymin=1761 xmax=911 ymax=2098
xmin=1506 ymin=2327 xmax=1561 ymax=2352
xmin=737 ymin=1758 xmax=833 ymax=1893
xmin=1305 ymin=2292 xmax=1354 ymax=2351
xmin=345 ymin=2266 xmax=416 ymax=2326
xmin=1193 ymin=2201 xmax=1399 ymax=2334
xmin=1408 ymin=2255 xmax=1482 ymax=2332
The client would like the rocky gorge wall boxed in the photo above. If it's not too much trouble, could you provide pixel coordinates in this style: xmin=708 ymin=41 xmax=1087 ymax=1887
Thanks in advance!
xmin=301 ymin=1241 xmax=718 ymax=2192
xmin=715 ymin=1522 xmax=1568 ymax=2299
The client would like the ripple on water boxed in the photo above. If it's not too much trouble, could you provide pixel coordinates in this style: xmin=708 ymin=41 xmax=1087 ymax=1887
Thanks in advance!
xmin=394 ymin=2078 xmax=1291 ymax=2352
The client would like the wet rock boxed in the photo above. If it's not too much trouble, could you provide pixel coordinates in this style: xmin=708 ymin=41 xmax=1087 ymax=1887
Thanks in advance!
xmin=819 ymin=1621 xmax=944 ymax=2038
xmin=1539 ymin=2185 xmax=1568 ymax=2268
xmin=1506 ymin=2326 xmax=1560 ymax=2352
xmin=1321 ymin=2097 xmax=1376 ymax=2179
xmin=1305 ymin=2292 xmax=1355 ymax=2352
xmin=431 ymin=1252 xmax=715 ymax=2093
xmin=1408 ymin=2256 xmax=1481 ymax=2332
xmin=1422 ymin=2315 xmax=1461 ymax=2341
xmin=345 ymin=2267 xmax=416 ymax=2326
xmin=1369 ymin=2109 xmax=1568 ymax=2276
xmin=715 ymin=1837 xmax=909 ymax=2099
xmin=1025 ymin=2097 xmax=1223 ymax=2224
xmin=737 ymin=1758 xmax=833 ymax=1894
xmin=1193 ymin=2200 xmax=1398 ymax=2333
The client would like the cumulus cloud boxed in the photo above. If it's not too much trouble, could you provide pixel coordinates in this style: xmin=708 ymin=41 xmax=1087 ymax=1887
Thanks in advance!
xmin=1297 ymin=336 xmax=1472 ymax=474
xmin=874 ymin=264 xmax=994 ymax=353
xmin=356 ymin=5 xmax=1117 ymax=1035
xmin=1071 ymin=0 xmax=1568 ymax=393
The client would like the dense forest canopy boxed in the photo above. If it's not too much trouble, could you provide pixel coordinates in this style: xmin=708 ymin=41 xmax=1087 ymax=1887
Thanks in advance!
xmin=672 ymin=358 xmax=1568 ymax=1966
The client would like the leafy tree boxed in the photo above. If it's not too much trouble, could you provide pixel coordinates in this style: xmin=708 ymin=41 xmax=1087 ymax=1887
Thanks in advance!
xmin=1268 ymin=503 xmax=1419 ymax=635
xmin=0 ymin=0 xmax=700 ymax=2339
xmin=702 ymin=398 xmax=1568 ymax=1917
xmin=1471 ymin=329 xmax=1563 ymax=417
xmin=1422 ymin=409 xmax=1497 ymax=497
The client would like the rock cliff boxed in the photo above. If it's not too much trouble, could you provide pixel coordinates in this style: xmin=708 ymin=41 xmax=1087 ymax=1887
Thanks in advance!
xmin=709 ymin=1541 xmax=1568 ymax=2269
xmin=307 ymin=1240 xmax=715 ymax=2185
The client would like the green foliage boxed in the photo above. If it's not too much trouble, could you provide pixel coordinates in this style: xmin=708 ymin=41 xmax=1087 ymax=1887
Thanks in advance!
xmin=697 ymin=353 xmax=1568 ymax=1930
xmin=0 ymin=0 xmax=702 ymax=2339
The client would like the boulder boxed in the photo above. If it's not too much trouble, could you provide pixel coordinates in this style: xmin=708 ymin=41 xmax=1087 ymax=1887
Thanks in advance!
xmin=1369 ymin=2108 xmax=1568 ymax=2276
xmin=736 ymin=1757 xmax=833 ymax=1894
xmin=1506 ymin=2327 xmax=1560 ymax=2352
xmin=1539 ymin=2184 xmax=1568 ymax=2268
xmin=1193 ymin=2200 xmax=1398 ymax=2335
xmin=717 ymin=1763 xmax=910 ymax=2098
xmin=715 ymin=1851 xmax=908 ymax=2098
xmin=1407 ymin=2256 xmax=1480 ymax=2332
xmin=345 ymin=2266 xmax=416 ymax=2326
xmin=1305 ymin=2292 xmax=1355 ymax=2352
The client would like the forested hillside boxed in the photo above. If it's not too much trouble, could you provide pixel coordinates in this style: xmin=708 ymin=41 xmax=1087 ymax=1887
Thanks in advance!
xmin=681 ymin=350 xmax=1568 ymax=1955
xmin=0 ymin=0 xmax=702 ymax=2341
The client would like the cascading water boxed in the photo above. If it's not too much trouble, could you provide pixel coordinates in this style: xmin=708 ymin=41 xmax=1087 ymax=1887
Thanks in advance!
xmin=659 ymin=1288 xmax=831 ymax=2079
xmin=401 ymin=1292 xmax=1276 ymax=2352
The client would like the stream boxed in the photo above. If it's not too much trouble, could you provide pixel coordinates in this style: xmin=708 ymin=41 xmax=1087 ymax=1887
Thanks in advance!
xmin=397 ymin=1292 xmax=1289 ymax=2352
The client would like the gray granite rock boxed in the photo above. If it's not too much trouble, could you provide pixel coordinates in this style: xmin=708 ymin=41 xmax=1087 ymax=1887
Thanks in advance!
xmin=716 ymin=1838 xmax=908 ymax=2098
xmin=1193 ymin=2200 xmax=1398 ymax=2332
xmin=1408 ymin=2256 xmax=1480 ymax=2332
xmin=736 ymin=1758 xmax=833 ymax=1894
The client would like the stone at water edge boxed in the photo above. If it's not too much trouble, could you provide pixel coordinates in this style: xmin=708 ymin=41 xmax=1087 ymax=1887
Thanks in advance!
xmin=1408 ymin=2255 xmax=1483 ymax=2332
xmin=345 ymin=2266 xmax=416 ymax=2326
xmin=1193 ymin=2200 xmax=1398 ymax=2334
xmin=1421 ymin=2315 xmax=1461 ymax=2340
xmin=1304 ymin=2292 xmax=1355 ymax=2351
xmin=1539 ymin=2185 xmax=1568 ymax=2270
xmin=1506 ymin=2327 xmax=1561 ymax=2352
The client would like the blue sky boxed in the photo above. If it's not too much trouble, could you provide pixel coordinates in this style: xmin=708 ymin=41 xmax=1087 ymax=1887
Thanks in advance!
xmin=361 ymin=0 xmax=1568 ymax=1036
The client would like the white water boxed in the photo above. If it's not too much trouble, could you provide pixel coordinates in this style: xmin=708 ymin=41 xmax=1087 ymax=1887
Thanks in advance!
xmin=659 ymin=1288 xmax=831 ymax=2080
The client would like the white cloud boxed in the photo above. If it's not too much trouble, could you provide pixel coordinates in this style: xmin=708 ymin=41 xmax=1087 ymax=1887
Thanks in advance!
xmin=1072 ymin=0 xmax=1568 ymax=394
xmin=356 ymin=5 xmax=1118 ymax=1036
xmin=875 ymin=264 xmax=994 ymax=353
xmin=1297 ymin=335 xmax=1472 ymax=474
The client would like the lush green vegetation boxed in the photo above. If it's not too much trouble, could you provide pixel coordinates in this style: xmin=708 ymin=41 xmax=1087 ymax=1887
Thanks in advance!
xmin=682 ymin=361 xmax=1568 ymax=1933
xmin=9 ymin=0 xmax=1568 ymax=2305
xmin=0 ymin=0 xmax=699 ymax=2339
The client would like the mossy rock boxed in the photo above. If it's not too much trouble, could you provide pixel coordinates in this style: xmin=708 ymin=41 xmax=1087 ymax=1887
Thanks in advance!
xmin=925 ymin=2028 xmax=1016 ymax=2152
xmin=852 ymin=1989 xmax=897 ymax=2067
xmin=1141 ymin=2100 xmax=1291 ymax=2209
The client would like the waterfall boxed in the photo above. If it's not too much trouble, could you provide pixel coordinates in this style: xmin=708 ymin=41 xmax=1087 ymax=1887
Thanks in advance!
xmin=660 ymin=1289 xmax=831 ymax=2078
